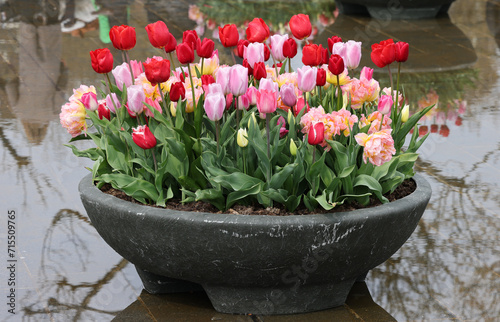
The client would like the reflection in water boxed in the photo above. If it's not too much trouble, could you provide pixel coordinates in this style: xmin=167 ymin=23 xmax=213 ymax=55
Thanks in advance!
xmin=0 ymin=0 xmax=499 ymax=320
xmin=23 ymin=208 xmax=136 ymax=321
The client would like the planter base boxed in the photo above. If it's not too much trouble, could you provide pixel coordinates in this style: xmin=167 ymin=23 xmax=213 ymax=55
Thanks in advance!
xmin=203 ymin=280 xmax=354 ymax=315
xmin=136 ymin=267 xmax=203 ymax=294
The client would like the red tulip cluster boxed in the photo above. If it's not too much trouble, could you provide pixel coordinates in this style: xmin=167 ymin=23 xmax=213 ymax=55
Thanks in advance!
xmin=371 ymin=39 xmax=409 ymax=68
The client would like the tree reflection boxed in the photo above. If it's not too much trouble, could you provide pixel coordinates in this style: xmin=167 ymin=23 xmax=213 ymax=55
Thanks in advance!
xmin=22 ymin=208 xmax=139 ymax=321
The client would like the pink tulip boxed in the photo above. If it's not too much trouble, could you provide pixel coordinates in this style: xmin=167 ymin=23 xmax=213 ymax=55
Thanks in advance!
xmin=378 ymin=95 xmax=393 ymax=115
xmin=297 ymin=66 xmax=317 ymax=93
xmin=206 ymin=83 xmax=224 ymax=96
xmin=130 ymin=60 xmax=143 ymax=78
xmin=244 ymin=42 xmax=265 ymax=68
xmin=215 ymin=66 xmax=231 ymax=95
xmin=246 ymin=86 xmax=259 ymax=105
xmin=280 ymin=83 xmax=297 ymax=107
xmin=80 ymin=92 xmax=98 ymax=111
xmin=144 ymin=97 xmax=162 ymax=118
xmin=270 ymin=34 xmax=288 ymax=62
xmin=344 ymin=40 xmax=362 ymax=70
xmin=259 ymin=78 xmax=279 ymax=93
xmin=112 ymin=62 xmax=132 ymax=90
xmin=105 ymin=93 xmax=121 ymax=113
xmin=360 ymin=66 xmax=373 ymax=81
xmin=330 ymin=42 xmax=346 ymax=58
xmin=238 ymin=93 xmax=250 ymax=110
xmin=229 ymin=65 xmax=248 ymax=97
xmin=257 ymin=89 xmax=277 ymax=114
xmin=127 ymin=84 xmax=146 ymax=116
xmin=204 ymin=92 xmax=225 ymax=121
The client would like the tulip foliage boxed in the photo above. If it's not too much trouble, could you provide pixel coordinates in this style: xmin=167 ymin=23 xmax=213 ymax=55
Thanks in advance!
xmin=62 ymin=15 xmax=433 ymax=212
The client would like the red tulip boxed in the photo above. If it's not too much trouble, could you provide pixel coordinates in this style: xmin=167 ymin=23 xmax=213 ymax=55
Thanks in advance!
xmin=237 ymin=39 xmax=250 ymax=58
xmin=145 ymin=21 xmax=170 ymax=49
xmin=197 ymin=38 xmax=214 ymax=58
xmin=308 ymin=122 xmax=324 ymax=145
xmin=264 ymin=44 xmax=270 ymax=61
xmin=219 ymin=24 xmax=239 ymax=47
xmin=419 ymin=125 xmax=429 ymax=137
xmin=327 ymin=36 xmax=342 ymax=53
xmin=395 ymin=41 xmax=409 ymax=62
xmin=371 ymin=39 xmax=396 ymax=68
xmin=302 ymin=43 xmax=323 ymax=66
xmin=289 ymin=14 xmax=312 ymax=40
xmin=283 ymin=38 xmax=298 ymax=58
xmin=90 ymin=48 xmax=113 ymax=74
xmin=98 ymin=102 xmax=111 ymax=120
xmin=439 ymin=125 xmax=450 ymax=137
xmin=183 ymin=30 xmax=199 ymax=50
xmin=328 ymin=54 xmax=344 ymax=76
xmin=253 ymin=62 xmax=267 ymax=80
xmin=164 ymin=32 xmax=177 ymax=53
xmin=321 ymin=46 xmax=329 ymax=65
xmin=246 ymin=18 xmax=270 ymax=43
xmin=176 ymin=42 xmax=195 ymax=64
xmin=132 ymin=125 xmax=157 ymax=149
xmin=242 ymin=59 xmax=254 ymax=75
xmin=316 ymin=68 xmax=326 ymax=86
xmin=143 ymin=57 xmax=171 ymax=86
xmin=109 ymin=25 xmax=136 ymax=51
xmin=169 ymin=81 xmax=186 ymax=101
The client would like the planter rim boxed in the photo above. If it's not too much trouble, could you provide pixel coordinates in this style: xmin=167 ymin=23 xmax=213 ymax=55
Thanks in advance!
xmin=79 ymin=173 xmax=431 ymax=223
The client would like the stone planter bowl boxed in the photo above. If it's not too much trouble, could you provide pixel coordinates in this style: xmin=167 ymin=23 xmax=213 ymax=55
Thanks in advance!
xmin=79 ymin=173 xmax=431 ymax=315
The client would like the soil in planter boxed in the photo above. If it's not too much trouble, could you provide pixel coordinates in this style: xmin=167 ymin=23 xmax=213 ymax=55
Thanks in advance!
xmin=100 ymin=179 xmax=416 ymax=216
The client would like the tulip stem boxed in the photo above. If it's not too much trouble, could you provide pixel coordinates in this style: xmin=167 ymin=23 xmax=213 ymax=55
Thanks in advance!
xmin=187 ymin=63 xmax=197 ymax=112
xmin=215 ymin=120 xmax=220 ymax=155
xmin=312 ymin=146 xmax=316 ymax=193
xmin=265 ymin=113 xmax=273 ymax=207
xmin=157 ymin=85 xmax=172 ymax=124
xmin=105 ymin=73 xmax=122 ymax=126
xmin=336 ymin=74 xmax=341 ymax=110
xmin=394 ymin=62 xmax=401 ymax=129
xmin=125 ymin=51 xmax=135 ymax=85
xmin=387 ymin=65 xmax=394 ymax=94
xmin=168 ymin=52 xmax=177 ymax=71
xmin=288 ymin=57 xmax=292 ymax=73
xmin=201 ymin=57 xmax=205 ymax=77
xmin=151 ymin=147 xmax=158 ymax=173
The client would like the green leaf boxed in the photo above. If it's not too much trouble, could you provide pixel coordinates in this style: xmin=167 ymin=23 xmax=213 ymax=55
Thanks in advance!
xmin=270 ymin=163 xmax=297 ymax=190
xmin=226 ymin=183 xmax=262 ymax=209
xmin=211 ymin=172 xmax=264 ymax=191
xmin=98 ymin=173 xmax=159 ymax=202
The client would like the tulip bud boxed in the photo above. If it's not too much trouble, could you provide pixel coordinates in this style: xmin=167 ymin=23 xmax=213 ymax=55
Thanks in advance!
xmin=287 ymin=109 xmax=294 ymax=126
xmin=395 ymin=41 xmax=409 ymax=63
xmin=170 ymin=101 xmax=177 ymax=117
xmin=237 ymin=128 xmax=249 ymax=147
xmin=401 ymin=104 xmax=409 ymax=122
xmin=283 ymin=38 xmax=298 ymax=59
xmin=378 ymin=95 xmax=393 ymax=115
xmin=289 ymin=139 xmax=297 ymax=156
xmin=248 ymin=112 xmax=258 ymax=128
xmin=80 ymin=92 xmax=98 ymax=111
xmin=176 ymin=42 xmax=195 ymax=64
xmin=328 ymin=54 xmax=344 ymax=76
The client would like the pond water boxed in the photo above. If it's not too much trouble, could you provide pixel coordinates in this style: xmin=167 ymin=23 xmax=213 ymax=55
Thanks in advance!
xmin=0 ymin=0 xmax=499 ymax=320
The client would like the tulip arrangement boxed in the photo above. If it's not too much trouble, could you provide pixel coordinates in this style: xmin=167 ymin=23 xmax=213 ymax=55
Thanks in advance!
xmin=61 ymin=14 xmax=433 ymax=212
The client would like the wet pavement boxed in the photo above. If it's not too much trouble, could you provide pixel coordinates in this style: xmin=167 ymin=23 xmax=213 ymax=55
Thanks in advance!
xmin=0 ymin=0 xmax=499 ymax=320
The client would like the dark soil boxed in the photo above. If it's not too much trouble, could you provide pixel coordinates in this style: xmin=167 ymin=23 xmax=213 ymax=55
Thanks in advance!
xmin=100 ymin=179 xmax=416 ymax=216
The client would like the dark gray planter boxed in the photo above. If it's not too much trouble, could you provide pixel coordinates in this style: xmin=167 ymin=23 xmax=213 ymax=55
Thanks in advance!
xmin=335 ymin=0 xmax=456 ymax=19
xmin=79 ymin=173 xmax=431 ymax=315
